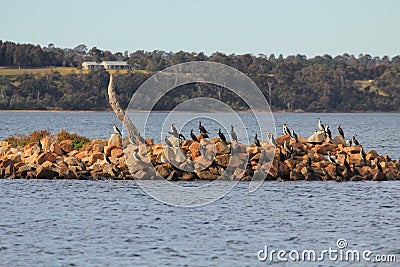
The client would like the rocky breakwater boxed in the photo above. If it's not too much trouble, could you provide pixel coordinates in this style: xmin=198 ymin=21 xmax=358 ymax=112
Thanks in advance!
xmin=0 ymin=131 xmax=399 ymax=181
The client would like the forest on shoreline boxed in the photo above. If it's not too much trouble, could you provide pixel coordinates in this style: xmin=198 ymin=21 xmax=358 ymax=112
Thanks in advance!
xmin=0 ymin=40 xmax=399 ymax=112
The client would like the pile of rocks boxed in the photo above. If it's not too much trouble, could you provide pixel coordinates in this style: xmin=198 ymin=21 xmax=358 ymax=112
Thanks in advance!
xmin=0 ymin=132 xmax=399 ymax=181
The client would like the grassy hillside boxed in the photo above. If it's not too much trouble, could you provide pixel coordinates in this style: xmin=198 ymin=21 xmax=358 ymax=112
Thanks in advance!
xmin=0 ymin=67 xmax=150 ymax=77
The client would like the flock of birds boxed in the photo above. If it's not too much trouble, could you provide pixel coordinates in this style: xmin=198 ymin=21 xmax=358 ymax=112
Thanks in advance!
xmin=24 ymin=112 xmax=388 ymax=182
xmin=33 ymin=119 xmax=373 ymax=178
xmin=117 ymin=117 xmax=369 ymax=169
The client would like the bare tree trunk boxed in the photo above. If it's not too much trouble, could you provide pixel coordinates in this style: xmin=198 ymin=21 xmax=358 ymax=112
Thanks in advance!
xmin=108 ymin=74 xmax=139 ymax=140
xmin=283 ymin=98 xmax=292 ymax=112
xmin=267 ymin=79 xmax=273 ymax=109
xmin=340 ymin=72 xmax=344 ymax=93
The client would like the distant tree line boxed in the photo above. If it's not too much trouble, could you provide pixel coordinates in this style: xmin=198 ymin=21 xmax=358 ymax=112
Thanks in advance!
xmin=0 ymin=40 xmax=399 ymax=111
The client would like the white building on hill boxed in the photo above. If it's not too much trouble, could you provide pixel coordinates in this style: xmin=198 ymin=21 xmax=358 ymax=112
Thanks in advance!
xmin=81 ymin=61 xmax=102 ymax=70
xmin=100 ymin=61 xmax=130 ymax=70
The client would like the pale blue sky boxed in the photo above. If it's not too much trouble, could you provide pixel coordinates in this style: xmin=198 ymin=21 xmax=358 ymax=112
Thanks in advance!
xmin=1 ymin=0 xmax=399 ymax=57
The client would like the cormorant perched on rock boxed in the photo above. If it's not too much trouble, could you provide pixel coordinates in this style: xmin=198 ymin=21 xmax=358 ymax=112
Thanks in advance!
xmin=352 ymin=134 xmax=360 ymax=146
xmin=201 ymin=132 xmax=209 ymax=139
xmin=178 ymin=134 xmax=186 ymax=141
xmin=338 ymin=124 xmax=345 ymax=138
xmin=342 ymin=153 xmax=351 ymax=172
xmin=168 ymin=124 xmax=179 ymax=138
xmin=375 ymin=158 xmax=383 ymax=172
xmin=218 ymin=129 xmax=227 ymax=142
xmin=137 ymin=133 xmax=146 ymax=145
xmin=282 ymin=124 xmax=290 ymax=136
xmin=230 ymin=125 xmax=238 ymax=143
xmin=318 ymin=118 xmax=325 ymax=132
xmin=78 ymin=162 xmax=86 ymax=171
xmin=37 ymin=139 xmax=43 ymax=153
xmin=254 ymin=134 xmax=261 ymax=147
xmin=113 ymin=124 xmax=122 ymax=136
xmin=104 ymin=153 xmax=111 ymax=164
xmin=291 ymin=128 xmax=298 ymax=143
xmin=190 ymin=129 xmax=199 ymax=142
xmin=327 ymin=151 xmax=339 ymax=166
xmin=267 ymin=133 xmax=277 ymax=146
xmin=283 ymin=140 xmax=291 ymax=155
xmin=307 ymin=157 xmax=315 ymax=174
xmin=351 ymin=163 xmax=361 ymax=176
xmin=133 ymin=149 xmax=143 ymax=163
xmin=325 ymin=125 xmax=332 ymax=139
xmin=360 ymin=146 xmax=367 ymax=165
xmin=278 ymin=146 xmax=286 ymax=162
xmin=198 ymin=121 xmax=209 ymax=134
xmin=345 ymin=139 xmax=352 ymax=147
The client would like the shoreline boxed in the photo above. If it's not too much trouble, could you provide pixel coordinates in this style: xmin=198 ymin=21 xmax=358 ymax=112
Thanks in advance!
xmin=0 ymin=109 xmax=400 ymax=114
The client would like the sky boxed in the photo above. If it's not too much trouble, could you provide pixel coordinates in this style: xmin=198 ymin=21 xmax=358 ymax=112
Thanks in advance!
xmin=1 ymin=0 xmax=399 ymax=57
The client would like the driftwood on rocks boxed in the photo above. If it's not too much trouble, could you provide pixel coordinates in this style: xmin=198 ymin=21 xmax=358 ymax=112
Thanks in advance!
xmin=107 ymin=74 xmax=139 ymax=141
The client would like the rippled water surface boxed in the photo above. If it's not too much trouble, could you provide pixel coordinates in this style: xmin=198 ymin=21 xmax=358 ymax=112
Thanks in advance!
xmin=1 ymin=180 xmax=399 ymax=266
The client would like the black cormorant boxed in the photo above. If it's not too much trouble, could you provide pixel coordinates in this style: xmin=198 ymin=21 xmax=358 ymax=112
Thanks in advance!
xmin=338 ymin=124 xmax=345 ymax=138
xmin=254 ymin=134 xmax=261 ymax=147
xmin=198 ymin=121 xmax=209 ymax=134
xmin=113 ymin=124 xmax=122 ymax=136
xmin=352 ymin=134 xmax=360 ymax=146
xmin=230 ymin=125 xmax=238 ymax=143
xmin=218 ymin=129 xmax=227 ymax=142
xmin=291 ymin=128 xmax=298 ymax=143
xmin=190 ymin=129 xmax=199 ymax=142
xmin=37 ymin=139 xmax=43 ymax=152
xmin=318 ymin=118 xmax=325 ymax=132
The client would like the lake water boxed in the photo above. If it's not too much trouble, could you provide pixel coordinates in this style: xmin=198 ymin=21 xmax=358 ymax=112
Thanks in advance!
xmin=0 ymin=112 xmax=399 ymax=266
xmin=1 ymin=180 xmax=399 ymax=266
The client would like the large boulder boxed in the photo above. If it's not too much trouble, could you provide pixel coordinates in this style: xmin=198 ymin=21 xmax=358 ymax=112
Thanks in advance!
xmin=155 ymin=165 xmax=171 ymax=178
xmin=312 ymin=143 xmax=338 ymax=155
xmin=89 ymin=152 xmax=104 ymax=165
xmin=17 ymin=164 xmax=32 ymax=177
xmin=195 ymin=170 xmax=219 ymax=180
xmin=108 ymin=134 xmax=122 ymax=147
xmin=246 ymin=145 xmax=260 ymax=157
xmin=189 ymin=142 xmax=200 ymax=159
xmin=36 ymin=166 xmax=59 ymax=179
xmin=110 ymin=147 xmax=124 ymax=158
xmin=181 ymin=140 xmax=193 ymax=151
xmin=36 ymin=152 xmax=57 ymax=165
xmin=332 ymin=135 xmax=346 ymax=145
xmin=276 ymin=134 xmax=291 ymax=146
xmin=64 ymin=156 xmax=79 ymax=166
xmin=216 ymin=141 xmax=230 ymax=154
xmin=307 ymin=131 xmax=325 ymax=144
xmin=59 ymin=139 xmax=73 ymax=153
xmin=50 ymin=142 xmax=64 ymax=156
xmin=92 ymin=143 xmax=104 ymax=153
xmin=366 ymin=150 xmax=379 ymax=161
xmin=215 ymin=154 xmax=230 ymax=167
